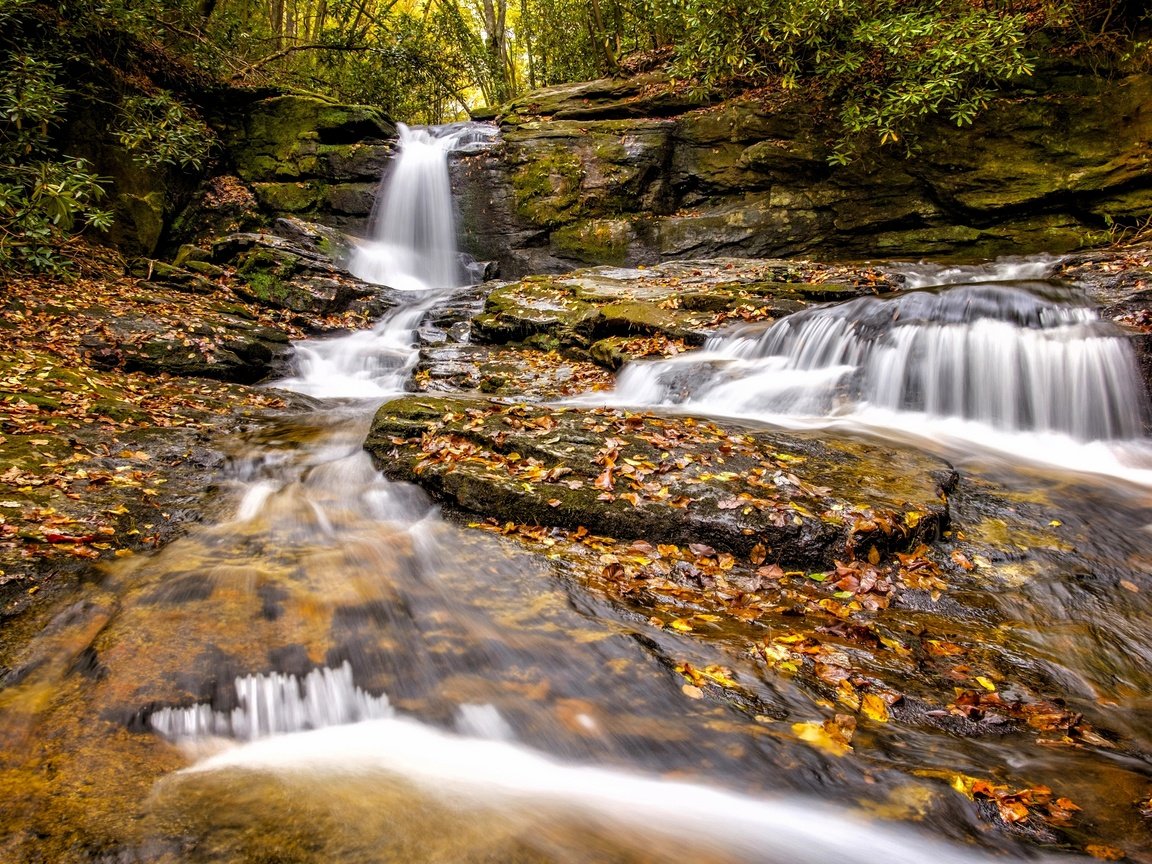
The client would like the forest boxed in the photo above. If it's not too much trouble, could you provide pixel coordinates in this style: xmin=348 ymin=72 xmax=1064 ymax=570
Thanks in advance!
xmin=2 ymin=0 xmax=1152 ymax=862
xmin=0 ymin=0 xmax=1149 ymax=272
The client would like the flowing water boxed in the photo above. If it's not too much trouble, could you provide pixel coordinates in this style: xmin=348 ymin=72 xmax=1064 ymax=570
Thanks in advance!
xmin=2 ymin=126 xmax=1152 ymax=863
xmin=610 ymin=264 xmax=1152 ymax=485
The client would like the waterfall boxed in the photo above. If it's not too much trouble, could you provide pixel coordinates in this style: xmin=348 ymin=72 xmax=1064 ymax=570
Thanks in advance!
xmin=276 ymin=123 xmax=491 ymax=398
xmin=616 ymin=272 xmax=1149 ymax=443
xmin=150 ymin=662 xmax=393 ymax=741
xmin=348 ymin=123 xmax=467 ymax=291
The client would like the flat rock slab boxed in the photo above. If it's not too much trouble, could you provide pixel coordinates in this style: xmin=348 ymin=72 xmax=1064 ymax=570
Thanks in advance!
xmin=365 ymin=395 xmax=953 ymax=568
xmin=471 ymin=258 xmax=890 ymax=363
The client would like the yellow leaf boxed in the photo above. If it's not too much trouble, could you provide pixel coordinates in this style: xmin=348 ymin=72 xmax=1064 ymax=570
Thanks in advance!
xmin=670 ymin=618 xmax=694 ymax=632
xmin=975 ymin=676 xmax=997 ymax=692
xmin=792 ymin=719 xmax=852 ymax=756
xmin=946 ymin=773 xmax=982 ymax=799
xmin=701 ymin=665 xmax=738 ymax=687
xmin=837 ymin=680 xmax=861 ymax=711
xmin=861 ymin=693 xmax=890 ymax=723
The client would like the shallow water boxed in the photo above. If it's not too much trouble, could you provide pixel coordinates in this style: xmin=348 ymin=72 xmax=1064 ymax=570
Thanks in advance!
xmin=3 ymin=136 xmax=1152 ymax=862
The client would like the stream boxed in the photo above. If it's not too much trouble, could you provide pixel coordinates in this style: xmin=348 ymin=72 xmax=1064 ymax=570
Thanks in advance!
xmin=2 ymin=124 xmax=1151 ymax=863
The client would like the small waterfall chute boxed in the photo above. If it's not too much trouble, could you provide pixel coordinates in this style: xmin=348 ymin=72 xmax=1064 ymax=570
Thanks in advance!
xmin=348 ymin=122 xmax=483 ymax=291
xmin=150 ymin=662 xmax=393 ymax=742
xmin=617 ymin=278 xmax=1148 ymax=443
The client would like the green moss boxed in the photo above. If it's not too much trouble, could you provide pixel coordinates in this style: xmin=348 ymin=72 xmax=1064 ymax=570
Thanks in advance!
xmin=510 ymin=149 xmax=585 ymax=227
xmin=550 ymin=219 xmax=634 ymax=266
xmin=239 ymin=271 xmax=287 ymax=305
xmin=251 ymin=182 xmax=321 ymax=213
xmin=228 ymin=96 xmax=393 ymax=183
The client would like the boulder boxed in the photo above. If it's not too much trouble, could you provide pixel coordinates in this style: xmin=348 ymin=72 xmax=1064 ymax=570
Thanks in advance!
xmin=210 ymin=226 xmax=381 ymax=318
xmin=364 ymin=396 xmax=952 ymax=568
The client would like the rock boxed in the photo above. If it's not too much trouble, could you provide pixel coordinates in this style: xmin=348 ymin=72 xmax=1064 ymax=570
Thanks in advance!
xmin=496 ymin=74 xmax=709 ymax=122
xmin=271 ymin=216 xmax=354 ymax=262
xmin=414 ymin=343 xmax=614 ymax=398
xmin=470 ymin=258 xmax=885 ymax=361
xmin=167 ymin=174 xmax=267 ymax=248
xmin=364 ymin=396 xmax=951 ymax=568
xmin=108 ymin=309 xmax=292 ymax=384
xmin=217 ymin=94 xmax=396 ymax=231
xmin=451 ymin=70 xmax=1152 ymax=274
xmin=127 ymin=259 xmax=217 ymax=295
xmin=211 ymin=227 xmax=380 ymax=318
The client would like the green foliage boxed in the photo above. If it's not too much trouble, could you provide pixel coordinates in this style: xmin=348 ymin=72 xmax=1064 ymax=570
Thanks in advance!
xmin=115 ymin=92 xmax=213 ymax=171
xmin=0 ymin=50 xmax=111 ymax=274
xmin=661 ymin=0 xmax=1033 ymax=162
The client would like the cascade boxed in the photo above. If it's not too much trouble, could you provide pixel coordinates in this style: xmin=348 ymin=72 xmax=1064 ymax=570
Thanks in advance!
xmin=277 ymin=123 xmax=483 ymax=399
xmin=615 ymin=264 xmax=1150 ymax=450
xmin=348 ymin=123 xmax=467 ymax=291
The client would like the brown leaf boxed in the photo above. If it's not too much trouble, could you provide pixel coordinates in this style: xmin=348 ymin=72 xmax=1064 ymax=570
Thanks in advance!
xmin=951 ymin=550 xmax=975 ymax=570
xmin=601 ymin=563 xmax=625 ymax=579
xmin=749 ymin=542 xmax=767 ymax=565
xmin=1085 ymin=846 xmax=1126 ymax=861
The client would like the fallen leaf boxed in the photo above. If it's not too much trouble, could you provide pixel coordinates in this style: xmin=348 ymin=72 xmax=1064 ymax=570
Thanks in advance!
xmin=861 ymin=693 xmax=890 ymax=723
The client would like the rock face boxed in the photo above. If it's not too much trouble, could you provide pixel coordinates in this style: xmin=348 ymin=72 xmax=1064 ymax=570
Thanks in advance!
xmin=215 ymin=94 xmax=397 ymax=231
xmin=365 ymin=395 xmax=952 ymax=568
xmin=452 ymin=68 xmax=1152 ymax=276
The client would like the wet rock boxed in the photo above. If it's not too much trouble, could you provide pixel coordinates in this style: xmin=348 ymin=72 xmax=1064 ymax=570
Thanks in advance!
xmin=211 ymin=228 xmax=383 ymax=318
xmin=365 ymin=395 xmax=950 ymax=568
xmin=1056 ymin=242 xmax=1152 ymax=412
xmin=415 ymin=343 xmax=613 ymax=398
xmin=470 ymin=258 xmax=884 ymax=362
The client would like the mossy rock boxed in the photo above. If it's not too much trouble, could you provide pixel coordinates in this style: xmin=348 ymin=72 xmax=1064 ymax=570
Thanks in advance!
xmin=550 ymin=219 xmax=637 ymax=266
xmin=509 ymin=146 xmax=585 ymax=226
xmin=251 ymin=182 xmax=323 ymax=213
xmin=325 ymin=183 xmax=377 ymax=216
xmin=472 ymin=279 xmax=601 ymax=345
xmin=365 ymin=396 xmax=952 ymax=568
xmin=226 ymin=95 xmax=395 ymax=184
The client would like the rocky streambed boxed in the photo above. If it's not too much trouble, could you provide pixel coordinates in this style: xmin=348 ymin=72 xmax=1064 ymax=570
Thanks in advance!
xmin=3 ymin=224 xmax=1152 ymax=860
